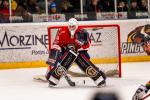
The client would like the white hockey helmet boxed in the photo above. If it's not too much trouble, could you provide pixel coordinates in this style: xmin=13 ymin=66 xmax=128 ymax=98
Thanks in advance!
xmin=68 ymin=18 xmax=78 ymax=38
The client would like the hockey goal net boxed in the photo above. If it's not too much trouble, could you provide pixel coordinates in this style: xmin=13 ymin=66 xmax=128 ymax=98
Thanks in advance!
xmin=47 ymin=24 xmax=121 ymax=77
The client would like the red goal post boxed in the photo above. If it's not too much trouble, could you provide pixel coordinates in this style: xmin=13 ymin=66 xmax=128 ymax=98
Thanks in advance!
xmin=47 ymin=24 xmax=121 ymax=77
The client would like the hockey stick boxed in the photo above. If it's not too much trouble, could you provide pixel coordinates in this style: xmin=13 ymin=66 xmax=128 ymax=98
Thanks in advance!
xmin=38 ymin=38 xmax=75 ymax=86
xmin=58 ymin=63 xmax=75 ymax=86
xmin=141 ymin=93 xmax=150 ymax=100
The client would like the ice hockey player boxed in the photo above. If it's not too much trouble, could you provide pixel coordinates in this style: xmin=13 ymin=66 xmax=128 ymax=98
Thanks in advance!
xmin=132 ymin=81 xmax=150 ymax=100
xmin=127 ymin=24 xmax=150 ymax=55
xmin=45 ymin=18 xmax=106 ymax=87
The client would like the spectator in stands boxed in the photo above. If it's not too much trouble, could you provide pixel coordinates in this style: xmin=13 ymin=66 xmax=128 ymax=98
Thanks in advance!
xmin=117 ymin=1 xmax=128 ymax=12
xmin=0 ymin=0 xmax=15 ymax=23
xmin=11 ymin=0 xmax=17 ymax=11
xmin=84 ymin=0 xmax=103 ymax=20
xmin=26 ymin=0 xmax=40 ymax=14
xmin=128 ymin=0 xmax=139 ymax=19
xmin=37 ymin=0 xmax=45 ymax=13
xmin=85 ymin=0 xmax=102 ymax=12
xmin=48 ymin=0 xmax=57 ymax=14
xmin=15 ymin=2 xmax=33 ymax=22
xmin=93 ymin=0 xmax=102 ymax=12
xmin=139 ymin=0 xmax=148 ymax=12
xmin=36 ymin=0 xmax=43 ymax=9
xmin=69 ymin=0 xmax=80 ymax=12
xmin=59 ymin=0 xmax=73 ymax=13
xmin=101 ymin=0 xmax=114 ymax=12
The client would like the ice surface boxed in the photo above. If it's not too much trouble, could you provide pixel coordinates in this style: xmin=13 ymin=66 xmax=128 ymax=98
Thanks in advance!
xmin=0 ymin=62 xmax=150 ymax=100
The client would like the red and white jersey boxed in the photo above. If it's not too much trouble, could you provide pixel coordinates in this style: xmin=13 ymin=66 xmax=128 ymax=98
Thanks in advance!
xmin=53 ymin=27 xmax=91 ymax=50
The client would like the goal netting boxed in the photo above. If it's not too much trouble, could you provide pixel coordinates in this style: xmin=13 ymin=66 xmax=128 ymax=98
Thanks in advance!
xmin=48 ymin=24 xmax=121 ymax=77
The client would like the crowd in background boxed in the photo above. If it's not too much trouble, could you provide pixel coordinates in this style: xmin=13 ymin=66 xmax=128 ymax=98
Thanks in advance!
xmin=0 ymin=0 xmax=149 ymax=23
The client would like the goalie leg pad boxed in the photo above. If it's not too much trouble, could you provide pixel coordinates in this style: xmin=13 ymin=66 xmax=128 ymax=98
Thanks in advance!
xmin=45 ymin=65 xmax=53 ymax=80
xmin=46 ymin=48 xmax=60 ymax=66
xmin=48 ymin=50 xmax=78 ymax=85
xmin=75 ymin=54 xmax=106 ymax=86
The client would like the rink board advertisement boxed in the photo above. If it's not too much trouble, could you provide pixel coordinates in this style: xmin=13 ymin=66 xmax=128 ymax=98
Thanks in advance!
xmin=119 ymin=21 xmax=148 ymax=56
xmin=0 ymin=25 xmax=49 ymax=67
xmin=0 ymin=19 xmax=150 ymax=69
xmin=118 ymin=20 xmax=150 ymax=62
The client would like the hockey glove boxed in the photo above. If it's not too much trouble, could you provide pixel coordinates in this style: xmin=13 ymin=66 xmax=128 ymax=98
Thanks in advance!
xmin=132 ymin=85 xmax=148 ymax=100
xmin=76 ymin=29 xmax=89 ymax=46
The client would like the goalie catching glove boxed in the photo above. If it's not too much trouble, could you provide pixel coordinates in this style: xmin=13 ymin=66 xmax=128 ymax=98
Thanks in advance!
xmin=76 ymin=29 xmax=90 ymax=46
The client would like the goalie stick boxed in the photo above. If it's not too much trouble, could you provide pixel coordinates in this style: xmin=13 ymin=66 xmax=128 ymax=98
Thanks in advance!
xmin=38 ymin=38 xmax=76 ymax=86
xmin=141 ymin=93 xmax=150 ymax=100
xmin=57 ymin=63 xmax=75 ymax=86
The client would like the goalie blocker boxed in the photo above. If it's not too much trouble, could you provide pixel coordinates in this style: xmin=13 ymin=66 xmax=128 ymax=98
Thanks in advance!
xmin=47 ymin=49 xmax=106 ymax=87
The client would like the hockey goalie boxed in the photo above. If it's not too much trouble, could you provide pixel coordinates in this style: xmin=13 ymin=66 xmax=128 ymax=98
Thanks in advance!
xmin=45 ymin=18 xmax=106 ymax=87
